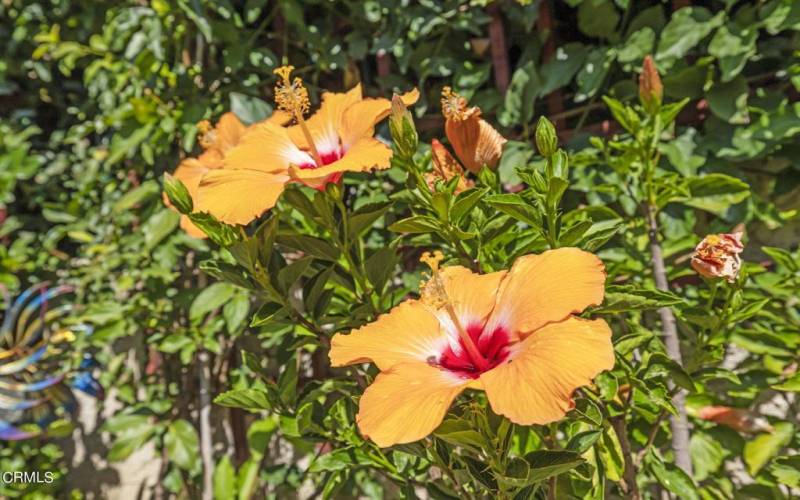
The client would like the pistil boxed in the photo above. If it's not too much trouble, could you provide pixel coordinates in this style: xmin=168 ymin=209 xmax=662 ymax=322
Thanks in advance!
xmin=420 ymin=251 xmax=490 ymax=372
xmin=273 ymin=65 xmax=324 ymax=168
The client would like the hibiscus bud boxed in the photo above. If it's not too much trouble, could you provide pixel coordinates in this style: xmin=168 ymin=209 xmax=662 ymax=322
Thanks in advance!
xmin=389 ymin=93 xmax=418 ymax=159
xmin=691 ymin=232 xmax=744 ymax=283
xmin=697 ymin=406 xmax=773 ymax=434
xmin=535 ymin=116 xmax=558 ymax=157
xmin=639 ymin=56 xmax=663 ymax=113
xmin=163 ymin=173 xmax=194 ymax=214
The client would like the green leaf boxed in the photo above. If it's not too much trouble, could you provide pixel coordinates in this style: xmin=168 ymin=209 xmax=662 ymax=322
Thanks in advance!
xmin=773 ymin=373 xmax=800 ymax=392
xmin=277 ymin=234 xmax=340 ymax=261
xmin=684 ymin=173 xmax=750 ymax=214
xmin=617 ymin=27 xmax=655 ymax=64
xmin=277 ymin=256 xmax=312 ymax=292
xmin=614 ymin=329 xmax=655 ymax=356
xmin=597 ymin=426 xmax=624 ymax=482
xmin=499 ymin=61 xmax=541 ymax=126
xmin=602 ymin=96 xmax=639 ymax=134
xmin=576 ymin=47 xmax=615 ymax=101
xmin=309 ymin=448 xmax=372 ymax=472
xmin=434 ymin=419 xmax=489 ymax=451
xmin=165 ymin=419 xmax=200 ymax=472
xmin=566 ymin=430 xmax=602 ymax=454
xmin=190 ymin=282 xmax=236 ymax=322
xmin=223 ymin=293 xmax=250 ymax=333
xmin=649 ymin=452 xmax=700 ymax=500
xmin=214 ymin=388 xmax=277 ymax=412
xmin=213 ymin=455 xmax=236 ymax=500
xmin=770 ymin=456 xmax=800 ymax=488
xmin=744 ymin=422 xmax=794 ymax=475
xmin=484 ymin=193 xmax=542 ymax=228
xmin=250 ymin=302 xmax=286 ymax=327
xmin=365 ymin=247 xmax=397 ymax=293
xmin=706 ymin=75 xmax=750 ymax=124
xmin=690 ymin=431 xmax=725 ymax=481
xmin=143 ymin=209 xmax=180 ymax=249
xmin=595 ymin=285 xmax=683 ymax=314
xmin=525 ymin=450 xmax=584 ymax=483
xmin=762 ymin=246 xmax=798 ymax=271
xmin=577 ymin=0 xmax=620 ymax=38
xmin=728 ymin=298 xmax=770 ymax=323
xmin=451 ymin=188 xmax=488 ymax=223
xmin=278 ymin=357 xmax=298 ymax=407
xmin=114 ymin=180 xmax=161 ymax=214
xmin=388 ymin=215 xmax=440 ymax=234
xmin=656 ymin=7 xmax=724 ymax=70
xmin=230 ymin=92 xmax=272 ymax=124
xmin=347 ymin=202 xmax=391 ymax=239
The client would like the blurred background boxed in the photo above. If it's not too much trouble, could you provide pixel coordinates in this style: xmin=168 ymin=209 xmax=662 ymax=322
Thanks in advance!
xmin=1 ymin=0 xmax=798 ymax=498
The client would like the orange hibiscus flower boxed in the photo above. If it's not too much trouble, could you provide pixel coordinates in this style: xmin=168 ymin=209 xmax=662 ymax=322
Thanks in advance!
xmin=166 ymin=111 xmax=290 ymax=237
xmin=329 ymin=248 xmax=614 ymax=447
xmin=440 ymin=86 xmax=506 ymax=173
xmin=195 ymin=66 xmax=418 ymax=226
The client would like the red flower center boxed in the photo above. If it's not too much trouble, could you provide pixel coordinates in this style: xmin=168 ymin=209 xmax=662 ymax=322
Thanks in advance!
xmin=435 ymin=323 xmax=511 ymax=379
xmin=297 ymin=147 xmax=344 ymax=189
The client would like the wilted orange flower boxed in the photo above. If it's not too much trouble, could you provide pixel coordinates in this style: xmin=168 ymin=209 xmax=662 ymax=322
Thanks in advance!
xmin=426 ymin=139 xmax=473 ymax=194
xmin=196 ymin=66 xmax=418 ymax=225
xmin=166 ymin=112 xmax=289 ymax=237
xmin=440 ymin=86 xmax=506 ymax=173
xmin=691 ymin=232 xmax=744 ymax=282
xmin=329 ymin=248 xmax=613 ymax=447
xmin=698 ymin=406 xmax=773 ymax=434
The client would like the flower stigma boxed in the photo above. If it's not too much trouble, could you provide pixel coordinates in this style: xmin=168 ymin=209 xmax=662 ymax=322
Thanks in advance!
xmin=440 ymin=86 xmax=470 ymax=121
xmin=273 ymin=65 xmax=324 ymax=167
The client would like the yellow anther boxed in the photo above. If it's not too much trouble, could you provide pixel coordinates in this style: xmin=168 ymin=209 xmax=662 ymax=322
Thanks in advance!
xmin=274 ymin=65 xmax=295 ymax=82
xmin=420 ymin=250 xmax=444 ymax=273
xmin=197 ymin=120 xmax=216 ymax=149
xmin=273 ymin=65 xmax=310 ymax=117
xmin=440 ymin=86 xmax=470 ymax=121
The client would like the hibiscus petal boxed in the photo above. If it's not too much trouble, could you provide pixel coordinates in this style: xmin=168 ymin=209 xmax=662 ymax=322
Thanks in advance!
xmin=288 ymin=84 xmax=363 ymax=156
xmin=357 ymin=362 xmax=468 ymax=447
xmin=288 ymin=137 xmax=392 ymax=189
xmin=339 ymin=88 xmax=420 ymax=149
xmin=195 ymin=168 xmax=289 ymax=226
xmin=436 ymin=266 xmax=506 ymax=337
xmin=445 ymin=112 xmax=506 ymax=173
xmin=487 ymin=248 xmax=606 ymax=340
xmin=214 ymin=112 xmax=247 ymax=153
xmin=329 ymin=301 xmax=445 ymax=370
xmin=224 ymin=121 xmax=314 ymax=172
xmin=480 ymin=317 xmax=614 ymax=425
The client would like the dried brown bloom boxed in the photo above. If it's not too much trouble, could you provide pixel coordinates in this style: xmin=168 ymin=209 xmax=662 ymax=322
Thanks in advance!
xmin=691 ymin=232 xmax=744 ymax=283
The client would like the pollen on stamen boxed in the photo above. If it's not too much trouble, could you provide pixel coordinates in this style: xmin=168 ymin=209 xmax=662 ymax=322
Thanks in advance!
xmin=419 ymin=251 xmax=448 ymax=309
xmin=273 ymin=65 xmax=310 ymax=117
xmin=440 ymin=86 xmax=469 ymax=121
xmin=197 ymin=120 xmax=215 ymax=149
